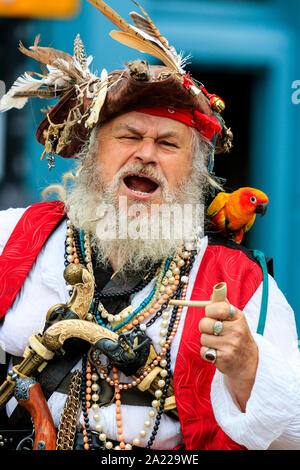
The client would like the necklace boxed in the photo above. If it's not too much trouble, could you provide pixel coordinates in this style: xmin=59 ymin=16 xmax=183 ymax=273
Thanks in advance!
xmin=64 ymin=219 xmax=196 ymax=449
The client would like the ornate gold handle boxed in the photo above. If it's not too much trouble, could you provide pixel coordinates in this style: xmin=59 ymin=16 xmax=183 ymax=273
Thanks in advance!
xmin=43 ymin=319 xmax=119 ymax=351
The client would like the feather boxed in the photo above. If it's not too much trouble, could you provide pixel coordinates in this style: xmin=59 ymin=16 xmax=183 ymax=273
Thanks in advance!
xmin=0 ymin=72 xmax=46 ymax=111
xmin=110 ymin=30 xmax=179 ymax=71
xmin=74 ymin=33 xmax=88 ymax=70
xmin=87 ymin=0 xmax=184 ymax=72
xmin=19 ymin=38 xmax=84 ymax=83
xmin=129 ymin=0 xmax=170 ymax=50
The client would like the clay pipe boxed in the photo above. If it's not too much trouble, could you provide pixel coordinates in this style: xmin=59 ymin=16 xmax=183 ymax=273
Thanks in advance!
xmin=169 ymin=282 xmax=227 ymax=307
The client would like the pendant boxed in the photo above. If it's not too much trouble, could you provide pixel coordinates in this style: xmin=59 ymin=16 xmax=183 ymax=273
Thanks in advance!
xmin=90 ymin=325 xmax=152 ymax=376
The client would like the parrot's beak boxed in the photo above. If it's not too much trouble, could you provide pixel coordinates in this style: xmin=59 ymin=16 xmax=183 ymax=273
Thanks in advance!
xmin=255 ymin=203 xmax=268 ymax=216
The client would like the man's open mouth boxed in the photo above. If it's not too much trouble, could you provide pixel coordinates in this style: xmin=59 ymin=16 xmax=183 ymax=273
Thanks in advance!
xmin=123 ymin=173 xmax=159 ymax=196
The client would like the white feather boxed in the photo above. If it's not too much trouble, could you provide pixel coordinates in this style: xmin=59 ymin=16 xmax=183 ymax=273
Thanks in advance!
xmin=0 ymin=72 xmax=45 ymax=111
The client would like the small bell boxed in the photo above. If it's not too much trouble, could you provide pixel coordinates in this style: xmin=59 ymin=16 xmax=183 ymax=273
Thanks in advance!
xmin=210 ymin=96 xmax=226 ymax=113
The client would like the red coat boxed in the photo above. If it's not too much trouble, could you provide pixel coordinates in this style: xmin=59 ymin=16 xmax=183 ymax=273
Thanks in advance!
xmin=0 ymin=202 xmax=263 ymax=450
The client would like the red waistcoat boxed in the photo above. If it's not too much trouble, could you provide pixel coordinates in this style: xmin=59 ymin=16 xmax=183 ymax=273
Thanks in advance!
xmin=0 ymin=202 xmax=263 ymax=450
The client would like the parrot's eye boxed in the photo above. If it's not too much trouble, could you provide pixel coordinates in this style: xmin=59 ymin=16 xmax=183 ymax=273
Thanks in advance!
xmin=250 ymin=196 xmax=257 ymax=204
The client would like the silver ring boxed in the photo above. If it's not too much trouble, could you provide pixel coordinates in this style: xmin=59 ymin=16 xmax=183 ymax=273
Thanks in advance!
xmin=226 ymin=304 xmax=235 ymax=321
xmin=213 ymin=320 xmax=223 ymax=336
xmin=204 ymin=348 xmax=217 ymax=364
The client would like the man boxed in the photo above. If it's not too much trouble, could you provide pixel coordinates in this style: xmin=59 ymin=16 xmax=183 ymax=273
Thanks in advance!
xmin=0 ymin=0 xmax=299 ymax=451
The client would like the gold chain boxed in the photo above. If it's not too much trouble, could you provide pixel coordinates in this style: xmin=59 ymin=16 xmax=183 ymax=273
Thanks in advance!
xmin=56 ymin=370 xmax=82 ymax=450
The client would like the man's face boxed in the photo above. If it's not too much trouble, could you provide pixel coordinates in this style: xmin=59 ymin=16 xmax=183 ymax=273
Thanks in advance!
xmin=96 ymin=111 xmax=193 ymax=206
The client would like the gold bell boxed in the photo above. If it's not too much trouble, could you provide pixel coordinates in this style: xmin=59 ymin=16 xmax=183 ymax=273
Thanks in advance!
xmin=211 ymin=96 xmax=226 ymax=113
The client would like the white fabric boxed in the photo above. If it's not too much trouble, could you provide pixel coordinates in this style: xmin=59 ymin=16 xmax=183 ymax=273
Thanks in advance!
xmin=0 ymin=208 xmax=300 ymax=449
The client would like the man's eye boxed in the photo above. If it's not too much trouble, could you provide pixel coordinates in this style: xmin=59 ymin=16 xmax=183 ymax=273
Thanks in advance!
xmin=160 ymin=141 xmax=177 ymax=147
xmin=120 ymin=135 xmax=139 ymax=140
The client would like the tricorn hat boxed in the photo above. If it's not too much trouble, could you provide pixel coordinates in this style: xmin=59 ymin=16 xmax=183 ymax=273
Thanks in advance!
xmin=0 ymin=0 xmax=232 ymax=169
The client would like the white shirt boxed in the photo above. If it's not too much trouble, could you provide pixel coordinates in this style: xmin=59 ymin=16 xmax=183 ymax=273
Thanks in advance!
xmin=0 ymin=207 xmax=300 ymax=450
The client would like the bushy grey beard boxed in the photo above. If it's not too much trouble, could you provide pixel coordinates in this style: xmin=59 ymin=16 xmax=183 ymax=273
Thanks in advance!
xmin=65 ymin=127 xmax=210 ymax=272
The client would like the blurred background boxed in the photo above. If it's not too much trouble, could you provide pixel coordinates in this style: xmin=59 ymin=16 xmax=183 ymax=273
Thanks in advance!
xmin=0 ymin=0 xmax=300 ymax=334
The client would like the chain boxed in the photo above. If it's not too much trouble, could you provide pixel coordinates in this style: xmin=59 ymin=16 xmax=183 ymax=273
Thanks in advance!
xmin=56 ymin=370 xmax=82 ymax=450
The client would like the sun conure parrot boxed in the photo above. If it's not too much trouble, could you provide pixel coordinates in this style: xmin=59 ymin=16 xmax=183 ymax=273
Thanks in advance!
xmin=206 ymin=187 xmax=269 ymax=244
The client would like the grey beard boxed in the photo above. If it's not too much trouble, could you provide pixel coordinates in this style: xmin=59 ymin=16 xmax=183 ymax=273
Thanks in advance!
xmin=65 ymin=159 xmax=206 ymax=272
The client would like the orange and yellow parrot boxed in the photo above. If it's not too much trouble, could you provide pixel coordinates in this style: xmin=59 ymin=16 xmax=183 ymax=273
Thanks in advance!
xmin=207 ymin=187 xmax=269 ymax=244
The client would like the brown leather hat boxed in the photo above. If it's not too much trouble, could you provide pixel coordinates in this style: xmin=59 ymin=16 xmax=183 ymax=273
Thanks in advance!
xmin=35 ymin=65 xmax=225 ymax=159
xmin=0 ymin=0 xmax=232 ymax=168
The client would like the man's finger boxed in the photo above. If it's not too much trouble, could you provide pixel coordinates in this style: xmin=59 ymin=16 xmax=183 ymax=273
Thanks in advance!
xmin=205 ymin=301 xmax=238 ymax=321
xmin=199 ymin=317 xmax=227 ymax=336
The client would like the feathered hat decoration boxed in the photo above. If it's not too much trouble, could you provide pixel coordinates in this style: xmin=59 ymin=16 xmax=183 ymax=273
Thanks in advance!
xmin=0 ymin=0 xmax=231 ymax=169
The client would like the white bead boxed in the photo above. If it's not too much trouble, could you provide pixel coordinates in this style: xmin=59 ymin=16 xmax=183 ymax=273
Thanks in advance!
xmin=99 ymin=433 xmax=106 ymax=441
xmin=92 ymin=393 xmax=99 ymax=402
xmin=152 ymin=400 xmax=159 ymax=408
xmin=95 ymin=424 xmax=103 ymax=432
xmin=173 ymin=267 xmax=180 ymax=274
xmin=86 ymin=313 xmax=93 ymax=321
xmin=178 ymin=259 xmax=184 ymax=266
xmin=93 ymin=414 xmax=100 ymax=422
xmin=182 ymin=251 xmax=189 ymax=259
xmin=160 ymin=329 xmax=167 ymax=337
xmin=139 ymin=430 xmax=146 ymax=438
xmin=158 ymin=379 xmax=165 ymax=388
xmin=162 ymin=312 xmax=169 ymax=320
xmin=168 ymin=276 xmax=175 ymax=284
xmin=159 ymin=339 xmax=166 ymax=347
xmin=114 ymin=314 xmax=121 ymax=322
xmin=160 ymin=369 xmax=168 ymax=377
xmin=92 ymin=383 xmax=99 ymax=391
xmin=92 ymin=373 xmax=99 ymax=381
xmin=114 ymin=445 xmax=120 ymax=450
xmin=107 ymin=314 xmax=114 ymax=322
xmin=155 ymin=390 xmax=162 ymax=398
xmin=105 ymin=441 xmax=113 ymax=449
xmin=133 ymin=438 xmax=140 ymax=446
xmin=144 ymin=420 xmax=151 ymax=428
xmin=125 ymin=444 xmax=132 ymax=450
xmin=161 ymin=320 xmax=168 ymax=328
xmin=160 ymin=359 xmax=167 ymax=368
xmin=92 ymin=404 xmax=99 ymax=411
xmin=148 ymin=410 xmax=155 ymax=418
xmin=67 ymin=254 xmax=74 ymax=263
xmin=139 ymin=324 xmax=146 ymax=331
xmin=181 ymin=276 xmax=189 ymax=284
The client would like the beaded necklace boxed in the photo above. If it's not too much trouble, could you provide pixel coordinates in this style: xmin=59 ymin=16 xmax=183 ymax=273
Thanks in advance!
xmin=64 ymin=219 xmax=196 ymax=450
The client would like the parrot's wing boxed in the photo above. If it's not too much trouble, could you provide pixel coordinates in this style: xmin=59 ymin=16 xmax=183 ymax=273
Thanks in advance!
xmin=207 ymin=192 xmax=230 ymax=219
xmin=245 ymin=214 xmax=256 ymax=233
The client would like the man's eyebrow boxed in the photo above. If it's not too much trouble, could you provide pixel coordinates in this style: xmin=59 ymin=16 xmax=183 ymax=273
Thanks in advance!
xmin=115 ymin=124 xmax=144 ymax=135
xmin=115 ymin=124 xmax=180 ymax=139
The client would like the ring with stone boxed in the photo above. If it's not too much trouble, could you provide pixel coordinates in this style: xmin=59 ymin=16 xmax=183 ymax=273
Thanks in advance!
xmin=213 ymin=320 xmax=223 ymax=336
xmin=226 ymin=304 xmax=235 ymax=321
xmin=204 ymin=348 xmax=217 ymax=364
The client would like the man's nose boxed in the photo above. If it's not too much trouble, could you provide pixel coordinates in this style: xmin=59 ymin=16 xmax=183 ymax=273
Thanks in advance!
xmin=133 ymin=138 xmax=158 ymax=165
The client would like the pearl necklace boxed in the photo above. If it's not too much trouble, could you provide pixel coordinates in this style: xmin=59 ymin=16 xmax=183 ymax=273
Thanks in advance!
xmin=64 ymin=219 xmax=195 ymax=449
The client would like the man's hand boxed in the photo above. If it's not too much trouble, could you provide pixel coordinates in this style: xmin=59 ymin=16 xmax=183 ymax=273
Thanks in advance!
xmin=199 ymin=301 xmax=258 ymax=412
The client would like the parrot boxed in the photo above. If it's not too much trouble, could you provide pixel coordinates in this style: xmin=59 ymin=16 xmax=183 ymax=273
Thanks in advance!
xmin=206 ymin=187 xmax=269 ymax=244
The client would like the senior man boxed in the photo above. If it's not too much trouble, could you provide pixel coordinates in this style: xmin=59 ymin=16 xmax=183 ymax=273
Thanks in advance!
xmin=0 ymin=0 xmax=300 ymax=451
